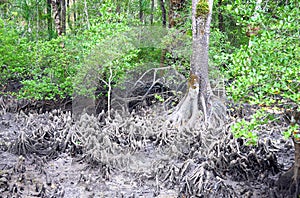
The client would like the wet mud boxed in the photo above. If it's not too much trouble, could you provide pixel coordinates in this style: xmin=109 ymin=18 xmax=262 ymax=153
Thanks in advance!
xmin=0 ymin=97 xmax=297 ymax=198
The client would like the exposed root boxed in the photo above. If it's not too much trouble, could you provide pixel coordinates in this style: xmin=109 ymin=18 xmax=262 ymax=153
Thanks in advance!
xmin=168 ymin=83 xmax=200 ymax=129
xmin=12 ymin=130 xmax=35 ymax=156
xmin=206 ymin=94 xmax=227 ymax=130
xmin=167 ymin=85 xmax=226 ymax=135
xmin=178 ymin=132 xmax=282 ymax=197
xmin=0 ymin=96 xmax=296 ymax=197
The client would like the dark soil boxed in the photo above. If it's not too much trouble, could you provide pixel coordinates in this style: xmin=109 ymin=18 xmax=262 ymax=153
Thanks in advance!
xmin=0 ymin=96 xmax=298 ymax=198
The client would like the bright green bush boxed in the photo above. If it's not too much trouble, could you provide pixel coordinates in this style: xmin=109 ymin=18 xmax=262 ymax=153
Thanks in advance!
xmin=209 ymin=28 xmax=234 ymax=71
xmin=222 ymin=0 xmax=299 ymax=144
xmin=0 ymin=20 xmax=32 ymax=84
xmin=18 ymin=36 xmax=79 ymax=100
xmin=231 ymin=110 xmax=272 ymax=145
xmin=226 ymin=2 xmax=299 ymax=106
xmin=227 ymin=30 xmax=299 ymax=105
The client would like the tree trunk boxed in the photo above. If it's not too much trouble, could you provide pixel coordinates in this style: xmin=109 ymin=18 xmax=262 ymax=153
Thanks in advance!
xmin=66 ymin=0 xmax=72 ymax=31
xmin=168 ymin=0 xmax=225 ymax=129
xmin=159 ymin=0 xmax=167 ymax=67
xmin=160 ymin=0 xmax=185 ymax=67
xmin=150 ymin=0 xmax=154 ymax=25
xmin=169 ymin=0 xmax=185 ymax=28
xmin=168 ymin=0 xmax=176 ymax=28
xmin=51 ymin=0 xmax=62 ymax=36
xmin=139 ymin=0 xmax=143 ymax=23
xmin=294 ymin=140 xmax=300 ymax=194
xmin=217 ymin=0 xmax=224 ymax=32
xmin=73 ymin=0 xmax=77 ymax=30
xmin=277 ymin=139 xmax=300 ymax=196
xmin=159 ymin=0 xmax=166 ymax=28
xmin=191 ymin=0 xmax=213 ymax=96
xmin=84 ymin=0 xmax=90 ymax=29
xmin=58 ymin=0 xmax=62 ymax=32
xmin=47 ymin=0 xmax=52 ymax=39
xmin=61 ymin=0 xmax=66 ymax=34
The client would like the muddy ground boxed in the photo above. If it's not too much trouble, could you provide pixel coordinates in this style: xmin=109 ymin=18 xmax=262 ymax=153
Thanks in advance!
xmin=0 ymin=96 xmax=298 ymax=198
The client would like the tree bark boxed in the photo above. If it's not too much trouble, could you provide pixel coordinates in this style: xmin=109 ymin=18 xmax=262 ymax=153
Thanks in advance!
xmin=51 ymin=0 xmax=62 ymax=36
xmin=66 ymin=0 xmax=72 ymax=31
xmin=168 ymin=0 xmax=214 ymax=127
xmin=47 ymin=0 xmax=52 ymax=39
xmin=61 ymin=0 xmax=66 ymax=34
xmin=277 ymin=139 xmax=300 ymax=196
xmin=168 ymin=0 xmax=175 ymax=28
xmin=150 ymin=0 xmax=154 ymax=25
xmin=159 ymin=0 xmax=166 ymax=28
xmin=58 ymin=0 xmax=62 ymax=31
xmin=217 ymin=0 xmax=224 ymax=32
xmin=73 ymin=0 xmax=77 ymax=30
xmin=191 ymin=0 xmax=213 ymax=96
xmin=169 ymin=0 xmax=186 ymax=27
xmin=160 ymin=0 xmax=186 ymax=67
xmin=169 ymin=0 xmax=226 ymax=129
xmin=139 ymin=0 xmax=143 ymax=23
xmin=84 ymin=0 xmax=90 ymax=29
xmin=294 ymin=139 xmax=300 ymax=192
xmin=159 ymin=0 xmax=167 ymax=67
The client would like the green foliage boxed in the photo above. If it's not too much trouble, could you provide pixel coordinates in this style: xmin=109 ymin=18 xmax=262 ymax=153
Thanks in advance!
xmin=154 ymin=94 xmax=165 ymax=102
xmin=160 ymin=28 xmax=192 ymax=76
xmin=283 ymin=124 xmax=300 ymax=140
xmin=1 ymin=2 xmax=136 ymax=100
xmin=209 ymin=29 xmax=234 ymax=70
xmin=212 ymin=0 xmax=249 ymax=47
xmin=225 ymin=1 xmax=300 ymax=106
xmin=18 ymin=36 xmax=80 ymax=100
xmin=73 ymin=25 xmax=140 ymax=97
xmin=222 ymin=1 xmax=300 ymax=144
xmin=0 ymin=20 xmax=32 ymax=84
xmin=231 ymin=110 xmax=270 ymax=145
xmin=227 ymin=32 xmax=300 ymax=105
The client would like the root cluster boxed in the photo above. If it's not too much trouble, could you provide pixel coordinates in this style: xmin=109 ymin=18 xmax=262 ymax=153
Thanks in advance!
xmin=0 ymin=95 xmax=296 ymax=197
